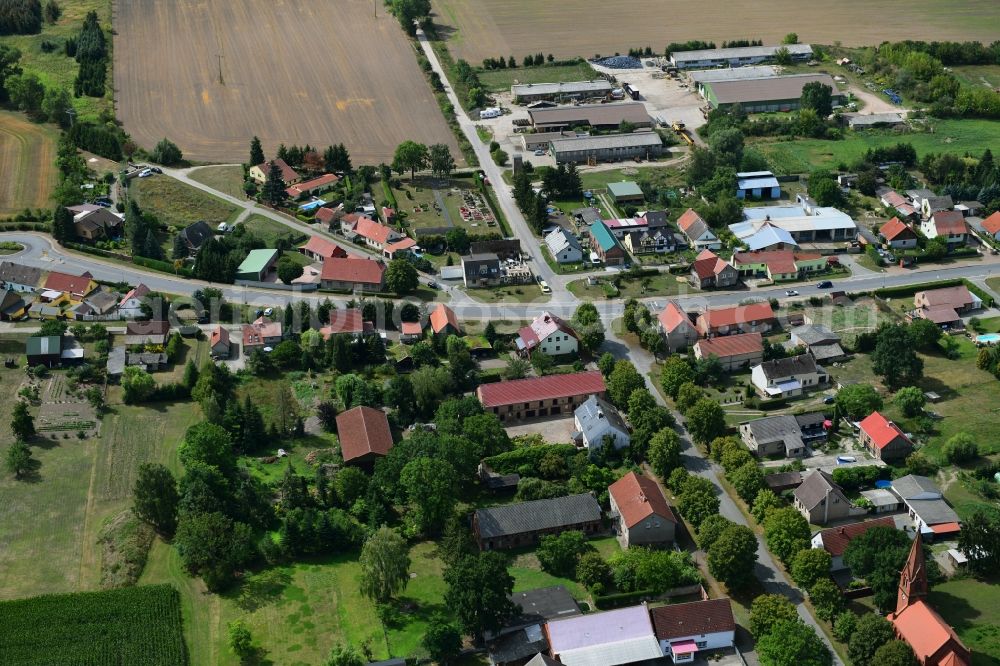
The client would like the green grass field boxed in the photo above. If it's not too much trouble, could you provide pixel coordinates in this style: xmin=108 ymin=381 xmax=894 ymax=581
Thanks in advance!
xmin=130 ymin=175 xmax=240 ymax=231
xmin=1 ymin=0 xmax=113 ymax=122
xmin=462 ymin=285 xmax=551 ymax=303
xmin=479 ymin=61 xmax=599 ymax=92
xmin=756 ymin=119 xmax=1000 ymax=175
xmin=579 ymin=167 xmax=684 ymax=191
xmin=568 ymin=273 xmax=686 ymax=300
xmin=238 ymin=214 xmax=309 ymax=249
xmin=930 ymin=577 xmax=1000 ymax=666
xmin=952 ymin=65 xmax=1000 ymax=90
xmin=186 ymin=166 xmax=247 ymax=199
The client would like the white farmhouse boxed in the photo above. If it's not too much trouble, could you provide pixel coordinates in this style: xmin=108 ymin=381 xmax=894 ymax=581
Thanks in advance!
xmin=515 ymin=312 xmax=579 ymax=357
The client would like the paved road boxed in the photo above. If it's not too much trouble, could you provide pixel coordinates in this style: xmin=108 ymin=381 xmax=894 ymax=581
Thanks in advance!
xmin=603 ymin=326 xmax=844 ymax=665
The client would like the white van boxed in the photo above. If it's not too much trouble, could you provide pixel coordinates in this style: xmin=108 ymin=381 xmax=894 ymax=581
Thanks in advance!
xmin=479 ymin=107 xmax=502 ymax=119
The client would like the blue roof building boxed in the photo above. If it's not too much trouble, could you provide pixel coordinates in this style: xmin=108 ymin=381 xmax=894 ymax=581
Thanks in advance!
xmin=736 ymin=171 xmax=781 ymax=200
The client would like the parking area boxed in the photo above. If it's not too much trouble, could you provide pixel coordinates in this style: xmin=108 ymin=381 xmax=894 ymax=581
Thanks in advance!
xmin=504 ymin=413 xmax=577 ymax=444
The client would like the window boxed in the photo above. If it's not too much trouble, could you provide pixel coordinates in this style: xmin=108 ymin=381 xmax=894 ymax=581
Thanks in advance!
xmin=696 ymin=641 xmax=708 ymax=649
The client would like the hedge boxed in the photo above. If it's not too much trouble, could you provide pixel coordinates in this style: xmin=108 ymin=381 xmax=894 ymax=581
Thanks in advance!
xmin=593 ymin=589 xmax=657 ymax=609
xmin=132 ymin=256 xmax=195 ymax=279
xmin=484 ymin=444 xmax=578 ymax=475
xmin=870 ymin=278 xmax=993 ymax=307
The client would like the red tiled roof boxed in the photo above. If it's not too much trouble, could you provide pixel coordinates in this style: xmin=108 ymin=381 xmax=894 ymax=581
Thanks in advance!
xmin=119 ymin=283 xmax=150 ymax=306
xmin=286 ymin=173 xmax=339 ymax=197
xmin=429 ymin=303 xmax=461 ymax=335
xmin=695 ymin=332 xmax=763 ymax=359
xmin=917 ymin=285 xmax=974 ymax=309
xmin=815 ymin=516 xmax=896 ymax=556
xmin=658 ymin=301 xmax=695 ymax=334
xmin=692 ymin=249 xmax=729 ymax=280
xmin=891 ymin=600 xmax=969 ymax=666
xmin=44 ymin=270 xmax=93 ymax=296
xmin=920 ymin=305 xmax=960 ymax=324
xmin=242 ymin=324 xmax=264 ymax=348
xmin=476 ymin=370 xmax=606 ymax=408
xmin=354 ymin=217 xmax=397 ymax=244
xmin=251 ymin=316 xmax=282 ymax=339
xmin=517 ymin=312 xmax=578 ymax=350
xmin=880 ymin=217 xmax=915 ymax=241
xmin=400 ymin=321 xmax=422 ymax=335
xmin=699 ymin=302 xmax=774 ymax=329
xmin=384 ymin=237 xmax=417 ymax=255
xmin=336 ymin=406 xmax=393 ymax=462
xmin=650 ymin=598 xmax=735 ymax=640
xmin=255 ymin=158 xmax=299 ymax=184
xmin=982 ymin=211 xmax=1000 ymax=235
xmin=731 ymin=249 xmax=821 ymax=275
xmin=676 ymin=208 xmax=704 ymax=233
xmin=315 ymin=207 xmax=337 ymax=225
xmin=210 ymin=325 xmax=229 ymax=347
xmin=882 ymin=191 xmax=908 ymax=207
xmin=931 ymin=210 xmax=968 ymax=235
xmin=859 ymin=411 xmax=911 ymax=449
xmin=608 ymin=471 xmax=677 ymax=528
xmin=302 ymin=235 xmax=347 ymax=259
xmin=322 ymin=308 xmax=366 ymax=336
xmin=320 ymin=257 xmax=385 ymax=285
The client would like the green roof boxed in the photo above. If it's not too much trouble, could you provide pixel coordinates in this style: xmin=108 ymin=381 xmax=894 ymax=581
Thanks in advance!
xmin=590 ymin=221 xmax=620 ymax=252
xmin=237 ymin=249 xmax=279 ymax=275
xmin=26 ymin=335 xmax=61 ymax=356
xmin=607 ymin=181 xmax=643 ymax=198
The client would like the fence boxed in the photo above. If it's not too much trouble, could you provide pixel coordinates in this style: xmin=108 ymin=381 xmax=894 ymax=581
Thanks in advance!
xmin=234 ymin=279 xmax=318 ymax=292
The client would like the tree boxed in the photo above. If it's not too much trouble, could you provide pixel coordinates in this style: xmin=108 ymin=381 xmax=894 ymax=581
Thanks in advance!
xmin=677 ymin=486 xmax=720 ymax=531
xmin=428 ymin=143 xmax=455 ymax=179
xmin=359 ymin=526 xmax=411 ymax=603
xmin=445 ymin=227 xmax=470 ymax=254
xmin=848 ymin=614 xmax=896 ymax=666
xmin=444 ymin=552 xmax=516 ymax=639
xmin=150 ymin=138 xmax=183 ymax=166
xmin=392 ymin=140 xmax=429 ymax=180
xmin=809 ymin=578 xmax=844 ymax=621
xmin=729 ymin=461 xmax=765 ymax=503
xmin=750 ymin=594 xmax=799 ymax=637
xmin=833 ymin=611 xmax=858 ymax=642
xmin=800 ymin=82 xmax=834 ymax=117
xmin=872 ymin=640 xmax=918 ymax=666
xmin=132 ymin=463 xmax=180 ymax=535
xmin=685 ymin=398 xmax=726 ymax=447
xmin=423 ymin=616 xmax=462 ymax=665
xmin=751 ymin=488 xmax=782 ymax=523
xmin=843 ymin=525 xmax=913 ymax=611
xmin=504 ymin=355 xmax=530 ymax=380
xmin=707 ymin=524 xmax=758 ymax=588
xmin=335 ymin=374 xmax=380 ymax=409
xmin=5 ymin=441 xmax=32 ymax=480
xmin=873 ymin=324 xmax=923 ymax=391
xmin=783 ymin=32 xmax=799 ymax=44
xmin=324 ymin=644 xmax=365 ymax=666
xmin=11 ymin=401 xmax=35 ymax=440
xmin=120 ymin=366 xmax=156 ymax=404
xmin=660 ymin=356 xmax=695 ymax=398
xmin=537 ymin=530 xmax=591 ymax=578
xmin=227 ymin=620 xmax=254 ymax=661
xmin=41 ymin=86 xmax=71 ymax=125
xmin=697 ymin=515 xmax=736 ymax=551
xmin=385 ymin=258 xmax=419 ymax=294
xmin=249 ymin=136 xmax=264 ymax=166
xmin=400 ymin=457 xmax=457 ymax=535
xmin=791 ymin=548 xmax=832 ymax=589
xmin=277 ymin=258 xmax=304 ymax=284
xmin=835 ymin=383 xmax=883 ymax=420
xmin=756 ymin=619 xmax=832 ymax=666
xmin=764 ymin=507 xmax=810 ymax=565
xmin=576 ymin=551 xmax=611 ymax=590
xmin=648 ymin=428 xmax=682 ymax=479
xmin=261 ymin=160 xmax=288 ymax=206
xmin=6 ymin=72 xmax=44 ymax=115
xmin=179 ymin=422 xmax=232 ymax=471
xmin=924 ymin=236 xmax=948 ymax=260
xmin=571 ymin=302 xmax=605 ymax=352
xmin=51 ymin=204 xmax=76 ymax=243
xmin=607 ymin=360 xmax=645 ymax=407
xmin=908 ymin=318 xmax=942 ymax=350
xmin=774 ymin=46 xmax=792 ymax=65
xmin=894 ymin=386 xmax=926 ymax=417
xmin=959 ymin=507 xmax=1000 ymax=574
xmin=944 ymin=432 xmax=978 ymax=463
xmin=174 ymin=511 xmax=254 ymax=591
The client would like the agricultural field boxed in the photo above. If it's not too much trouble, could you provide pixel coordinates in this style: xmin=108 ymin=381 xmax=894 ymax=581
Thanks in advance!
xmin=0 ymin=584 xmax=187 ymax=665
xmin=477 ymin=61 xmax=598 ymax=92
xmin=187 ymin=165 xmax=247 ymax=199
xmin=0 ymin=111 xmax=59 ymax=215
xmin=113 ymin=0 xmax=461 ymax=164
xmin=0 ymin=0 xmax=113 ymax=121
xmin=431 ymin=0 xmax=1000 ymax=63
xmin=756 ymin=119 xmax=1000 ymax=175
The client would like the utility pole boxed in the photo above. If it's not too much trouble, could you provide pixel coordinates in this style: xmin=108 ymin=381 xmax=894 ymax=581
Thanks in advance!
xmin=217 ymin=53 xmax=224 ymax=85
xmin=65 ymin=108 xmax=76 ymax=127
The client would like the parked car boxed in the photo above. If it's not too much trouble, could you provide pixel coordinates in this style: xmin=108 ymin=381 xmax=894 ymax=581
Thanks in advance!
xmin=427 ymin=281 xmax=439 ymax=289
xmin=538 ymin=279 xmax=551 ymax=294
xmin=823 ymin=396 xmax=835 ymax=404
xmin=138 ymin=169 xmax=152 ymax=178
xmin=785 ymin=289 xmax=799 ymax=296
xmin=534 ymin=149 xmax=546 ymax=156
xmin=816 ymin=280 xmax=834 ymax=288
xmin=263 ymin=307 xmax=274 ymax=317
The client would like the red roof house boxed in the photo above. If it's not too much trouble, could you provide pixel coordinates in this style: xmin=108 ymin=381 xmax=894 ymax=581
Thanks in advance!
xmin=300 ymin=236 xmax=348 ymax=262
xmin=696 ymin=302 xmax=775 ymax=337
xmin=251 ymin=158 xmax=300 ymax=185
xmin=693 ymin=332 xmax=763 ymax=371
xmin=650 ymin=598 xmax=736 ymax=659
xmin=813 ymin=516 xmax=899 ymax=569
xmin=690 ymin=249 xmax=738 ymax=289
xmin=320 ymin=308 xmax=372 ymax=338
xmin=285 ymin=173 xmax=340 ymax=199
xmin=880 ymin=217 xmax=918 ymax=247
xmin=608 ymin=471 xmax=677 ymax=547
xmin=209 ymin=325 xmax=230 ymax=358
xmin=336 ymin=406 xmax=393 ymax=466
xmin=429 ymin=303 xmax=461 ymax=336
xmin=476 ymin=371 xmax=606 ymax=422
xmin=44 ymin=271 xmax=96 ymax=300
xmin=859 ymin=411 xmax=913 ymax=461
xmin=320 ymin=257 xmax=386 ymax=291
xmin=981 ymin=211 xmax=1000 ymax=238
xmin=658 ymin=301 xmax=699 ymax=352
xmin=400 ymin=321 xmax=423 ymax=343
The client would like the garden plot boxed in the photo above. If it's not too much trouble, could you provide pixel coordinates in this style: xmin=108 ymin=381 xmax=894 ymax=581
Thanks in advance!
xmin=393 ymin=178 xmax=496 ymax=234
xmin=35 ymin=377 xmax=99 ymax=439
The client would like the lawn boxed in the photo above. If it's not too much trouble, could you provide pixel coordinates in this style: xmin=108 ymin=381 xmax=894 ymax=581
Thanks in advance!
xmin=930 ymin=577 xmax=1000 ymax=666
xmin=478 ymin=61 xmax=599 ymax=93
xmin=567 ymin=272 xmax=686 ymax=300
xmin=392 ymin=176 xmax=499 ymax=235
xmin=952 ymin=65 xmax=1000 ymax=90
xmin=579 ymin=167 xmax=683 ymax=191
xmin=756 ymin=119 xmax=1000 ymax=175
xmin=239 ymin=214 xmax=309 ymax=247
xmin=187 ymin=166 xmax=247 ymax=199
xmin=1 ymin=0 xmax=113 ymax=122
xmin=463 ymin=285 xmax=551 ymax=303
xmin=130 ymin=175 xmax=240 ymax=231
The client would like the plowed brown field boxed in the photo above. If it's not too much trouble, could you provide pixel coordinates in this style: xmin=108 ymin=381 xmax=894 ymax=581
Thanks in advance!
xmin=113 ymin=0 xmax=460 ymax=165
xmin=432 ymin=0 xmax=1000 ymax=64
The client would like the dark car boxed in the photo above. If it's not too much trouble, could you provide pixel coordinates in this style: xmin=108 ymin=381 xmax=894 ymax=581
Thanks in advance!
xmin=816 ymin=280 xmax=834 ymax=288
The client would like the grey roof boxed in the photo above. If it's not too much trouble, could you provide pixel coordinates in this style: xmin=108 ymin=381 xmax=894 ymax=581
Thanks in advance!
xmin=0 ymin=262 xmax=43 ymax=288
xmin=512 ymin=80 xmax=610 ymax=97
xmin=526 ymin=655 xmax=561 ymax=666
xmin=743 ymin=414 xmax=800 ymax=443
xmin=83 ymin=289 xmax=119 ymax=314
xmin=688 ymin=65 xmax=779 ymax=84
xmin=892 ymin=474 xmax=941 ymax=500
xmin=574 ymin=395 xmax=629 ymax=441
xmin=179 ymin=220 xmax=215 ymax=249
xmin=509 ymin=586 xmax=581 ymax=626
xmin=683 ymin=217 xmax=715 ymax=243
xmin=671 ymin=43 xmax=814 ymax=64
xmin=106 ymin=346 xmax=126 ymax=376
xmin=705 ymin=73 xmax=840 ymax=105
xmin=573 ymin=207 xmax=603 ymax=225
xmin=765 ymin=471 xmax=803 ymax=490
xmin=463 ymin=252 xmax=500 ymax=263
xmin=550 ymin=132 xmax=662 ymax=153
xmin=0 ymin=288 xmax=24 ymax=313
xmin=794 ymin=412 xmax=827 ymax=429
xmin=907 ymin=499 xmax=960 ymax=526
xmin=845 ymin=112 xmax=906 ymax=127
xmin=759 ymin=353 xmax=819 ymax=380
xmin=638 ymin=210 xmax=668 ymax=229
xmin=489 ymin=625 xmax=548 ymax=664
xmin=809 ymin=343 xmax=846 ymax=361
xmin=545 ymin=228 xmax=582 ymax=256
xmin=475 ymin=493 xmax=602 ymax=539
xmin=791 ymin=324 xmax=840 ymax=346
xmin=529 ymin=101 xmax=651 ymax=127
xmin=860 ymin=489 xmax=900 ymax=508
xmin=794 ymin=470 xmax=848 ymax=510
xmin=924 ymin=195 xmax=953 ymax=212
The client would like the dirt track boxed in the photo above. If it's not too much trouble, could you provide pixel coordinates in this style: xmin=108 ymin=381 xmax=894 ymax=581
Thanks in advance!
xmin=113 ymin=0 xmax=461 ymax=165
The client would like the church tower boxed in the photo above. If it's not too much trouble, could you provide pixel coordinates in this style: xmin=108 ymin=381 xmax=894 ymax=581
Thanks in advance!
xmin=896 ymin=536 xmax=928 ymax=615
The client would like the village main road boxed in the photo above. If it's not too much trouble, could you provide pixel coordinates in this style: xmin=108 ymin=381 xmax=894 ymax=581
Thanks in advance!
xmin=603 ymin=326 xmax=844 ymax=665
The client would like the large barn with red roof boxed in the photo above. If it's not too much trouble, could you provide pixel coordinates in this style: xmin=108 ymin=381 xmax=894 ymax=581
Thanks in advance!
xmin=476 ymin=370 xmax=606 ymax=422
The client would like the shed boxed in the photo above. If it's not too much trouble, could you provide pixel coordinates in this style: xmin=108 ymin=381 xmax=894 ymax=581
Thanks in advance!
xmin=236 ymin=249 xmax=279 ymax=282
xmin=606 ymin=181 xmax=645 ymax=204
xmin=26 ymin=335 xmax=62 ymax=367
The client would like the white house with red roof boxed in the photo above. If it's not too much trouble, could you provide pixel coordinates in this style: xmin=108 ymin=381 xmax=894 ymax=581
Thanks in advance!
xmin=676 ymin=209 xmax=721 ymax=250
xmin=858 ymin=411 xmax=913 ymax=462
xmin=429 ymin=303 xmax=461 ymax=336
xmin=649 ymin=598 xmax=736 ymax=664
xmin=689 ymin=250 xmax=738 ymax=289
xmin=879 ymin=217 xmax=919 ymax=249
xmin=382 ymin=236 xmax=417 ymax=260
xmin=118 ymin=283 xmax=150 ymax=319
xmin=242 ymin=317 xmax=283 ymax=353
xmin=811 ymin=516 xmax=903 ymax=571
xmin=515 ymin=312 xmax=579 ymax=357
xmin=320 ymin=257 xmax=386 ymax=292
xmin=921 ymin=210 xmax=969 ymax=246
xmin=299 ymin=236 xmax=348 ymax=262
xmin=285 ymin=173 xmax=339 ymax=200
xmin=658 ymin=301 xmax=699 ymax=352
xmin=976 ymin=211 xmax=1000 ymax=241
xmin=209 ymin=325 xmax=231 ymax=359
xmin=249 ymin=158 xmax=301 ymax=186
xmin=608 ymin=471 xmax=677 ymax=548
xmin=696 ymin=302 xmax=775 ymax=337
xmin=341 ymin=216 xmax=404 ymax=251
xmin=320 ymin=308 xmax=373 ymax=339
xmin=694 ymin=332 xmax=763 ymax=371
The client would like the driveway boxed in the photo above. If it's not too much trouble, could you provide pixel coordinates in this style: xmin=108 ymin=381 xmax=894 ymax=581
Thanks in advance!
xmin=504 ymin=414 xmax=577 ymax=444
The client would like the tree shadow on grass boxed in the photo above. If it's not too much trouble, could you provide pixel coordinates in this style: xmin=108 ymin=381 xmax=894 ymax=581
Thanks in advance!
xmin=383 ymin=596 xmax=450 ymax=631
xmin=14 ymin=456 xmax=43 ymax=483
xmin=230 ymin=568 xmax=293 ymax=612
